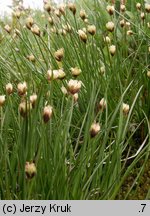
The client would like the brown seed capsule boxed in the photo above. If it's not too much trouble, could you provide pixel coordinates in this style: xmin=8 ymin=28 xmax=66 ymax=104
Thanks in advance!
xmin=145 ymin=4 xmax=150 ymax=13
xmin=30 ymin=94 xmax=37 ymax=107
xmin=90 ymin=122 xmax=100 ymax=137
xmin=120 ymin=19 xmax=126 ymax=28
xmin=54 ymin=48 xmax=64 ymax=62
xmin=106 ymin=21 xmax=115 ymax=32
xmin=19 ymin=101 xmax=32 ymax=117
xmin=44 ymin=3 xmax=52 ymax=13
xmin=68 ymin=3 xmax=76 ymax=15
xmin=87 ymin=25 xmax=96 ymax=35
xmin=0 ymin=95 xmax=5 ymax=107
xmin=25 ymin=161 xmax=37 ymax=179
xmin=4 ymin=25 xmax=11 ymax=34
xmin=136 ymin=3 xmax=141 ymax=10
xmin=80 ymin=9 xmax=87 ymax=20
xmin=31 ymin=24 xmax=40 ymax=36
xmin=78 ymin=29 xmax=87 ymax=43
xmin=43 ymin=105 xmax=53 ymax=123
xmin=6 ymin=83 xmax=13 ymax=95
xmin=17 ymin=82 xmax=27 ymax=96
xmin=26 ymin=17 xmax=34 ymax=29
xmin=120 ymin=4 xmax=126 ymax=12
xmin=99 ymin=98 xmax=106 ymax=111
xmin=106 ymin=5 xmax=115 ymax=15
xmin=67 ymin=79 xmax=82 ymax=94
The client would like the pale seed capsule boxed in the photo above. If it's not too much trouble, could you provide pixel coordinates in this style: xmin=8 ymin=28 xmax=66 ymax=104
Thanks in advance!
xmin=4 ymin=24 xmax=11 ymax=34
xmin=87 ymin=25 xmax=96 ymax=35
xmin=63 ymin=24 xmax=72 ymax=32
xmin=59 ymin=4 xmax=66 ymax=15
xmin=43 ymin=105 xmax=53 ymax=123
xmin=67 ymin=79 xmax=82 ymax=94
xmin=78 ymin=29 xmax=87 ymax=43
xmin=90 ymin=122 xmax=100 ymax=137
xmin=30 ymin=94 xmax=37 ymax=107
xmin=100 ymin=66 xmax=105 ymax=74
xmin=26 ymin=17 xmax=34 ymax=29
xmin=47 ymin=69 xmax=59 ymax=81
xmin=61 ymin=86 xmax=68 ymax=95
xmin=19 ymin=101 xmax=32 ymax=117
xmin=106 ymin=21 xmax=115 ymax=32
xmin=17 ymin=82 xmax=27 ymax=96
xmin=31 ymin=24 xmax=40 ymax=36
xmin=48 ymin=17 xmax=54 ymax=25
xmin=99 ymin=98 xmax=106 ymax=111
xmin=122 ymin=103 xmax=130 ymax=115
xmin=71 ymin=67 xmax=81 ymax=76
xmin=126 ymin=22 xmax=131 ymax=28
xmin=141 ymin=12 xmax=145 ymax=20
xmin=44 ymin=3 xmax=52 ymax=13
xmin=58 ymin=69 xmax=66 ymax=79
xmin=72 ymin=93 xmax=78 ymax=103
xmin=120 ymin=4 xmax=126 ymax=12
xmin=0 ymin=95 xmax=5 ymax=106
xmin=84 ymin=18 xmax=89 ymax=24
xmin=13 ymin=10 xmax=21 ymax=19
xmin=6 ymin=83 xmax=13 ymax=95
xmin=54 ymin=48 xmax=64 ymax=62
xmin=27 ymin=54 xmax=35 ymax=62
xmin=80 ymin=9 xmax=87 ymax=20
xmin=109 ymin=45 xmax=116 ymax=56
xmin=120 ymin=19 xmax=126 ymax=28
xmin=68 ymin=3 xmax=76 ymax=15
xmin=103 ymin=36 xmax=111 ymax=44
xmin=147 ymin=71 xmax=150 ymax=77
xmin=145 ymin=4 xmax=150 ymax=13
xmin=55 ymin=9 xmax=61 ymax=18
xmin=136 ymin=3 xmax=141 ymax=10
xmin=127 ymin=30 xmax=133 ymax=36
xmin=25 ymin=162 xmax=37 ymax=179
xmin=148 ymin=47 xmax=150 ymax=53
xmin=106 ymin=5 xmax=115 ymax=15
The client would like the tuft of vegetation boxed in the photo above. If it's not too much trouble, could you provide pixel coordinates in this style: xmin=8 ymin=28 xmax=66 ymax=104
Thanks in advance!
xmin=0 ymin=0 xmax=150 ymax=199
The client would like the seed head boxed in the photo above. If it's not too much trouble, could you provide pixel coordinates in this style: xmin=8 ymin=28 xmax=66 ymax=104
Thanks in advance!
xmin=90 ymin=122 xmax=100 ymax=137
xmin=54 ymin=48 xmax=64 ymax=62
xmin=4 ymin=25 xmax=11 ymax=34
xmin=25 ymin=162 xmax=37 ymax=179
xmin=106 ymin=21 xmax=115 ymax=32
xmin=19 ymin=101 xmax=32 ymax=117
xmin=78 ymin=29 xmax=87 ymax=43
xmin=0 ymin=95 xmax=6 ymax=107
xmin=71 ymin=67 xmax=81 ymax=76
xmin=120 ymin=19 xmax=126 ymax=28
xmin=122 ymin=103 xmax=130 ymax=115
xmin=6 ymin=83 xmax=13 ymax=95
xmin=30 ymin=94 xmax=37 ymax=107
xmin=79 ymin=9 xmax=87 ymax=20
xmin=99 ymin=98 xmax=107 ymax=111
xmin=17 ymin=82 xmax=27 ymax=96
xmin=106 ymin=5 xmax=115 ymax=15
xmin=145 ymin=4 xmax=150 ymax=13
xmin=147 ymin=71 xmax=150 ymax=77
xmin=67 ymin=79 xmax=82 ymax=94
xmin=109 ymin=45 xmax=116 ymax=56
xmin=87 ymin=25 xmax=96 ymax=35
xmin=120 ymin=4 xmax=126 ymax=12
xmin=43 ymin=105 xmax=53 ymax=123
xmin=68 ymin=3 xmax=76 ymax=15
xmin=31 ymin=24 xmax=41 ymax=36
xmin=47 ymin=69 xmax=59 ymax=81
xmin=103 ymin=36 xmax=111 ymax=44
xmin=136 ymin=3 xmax=141 ymax=10
xmin=141 ymin=12 xmax=145 ymax=20
xmin=44 ymin=3 xmax=52 ymax=13
xmin=27 ymin=54 xmax=35 ymax=62
xmin=26 ymin=17 xmax=34 ymax=29
xmin=100 ymin=66 xmax=105 ymax=74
